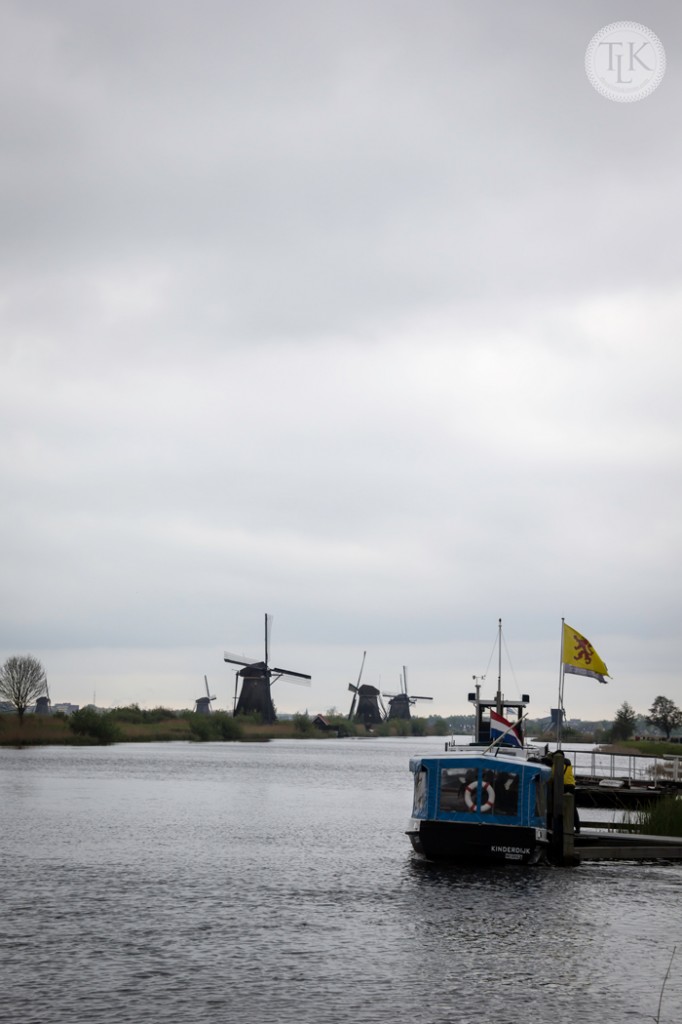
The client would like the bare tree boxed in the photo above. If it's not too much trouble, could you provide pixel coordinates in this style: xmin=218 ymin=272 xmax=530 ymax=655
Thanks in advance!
xmin=0 ymin=655 xmax=48 ymax=724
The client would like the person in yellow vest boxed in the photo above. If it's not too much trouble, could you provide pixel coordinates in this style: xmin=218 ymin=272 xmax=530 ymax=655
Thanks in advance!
xmin=562 ymin=757 xmax=580 ymax=834
xmin=563 ymin=758 xmax=576 ymax=788
xmin=543 ymin=754 xmax=580 ymax=833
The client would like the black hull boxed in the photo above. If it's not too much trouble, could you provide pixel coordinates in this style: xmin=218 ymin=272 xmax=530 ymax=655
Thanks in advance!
xmin=407 ymin=818 xmax=548 ymax=866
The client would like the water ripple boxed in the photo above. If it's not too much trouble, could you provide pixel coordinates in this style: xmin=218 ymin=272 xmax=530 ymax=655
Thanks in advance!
xmin=2 ymin=739 xmax=681 ymax=1024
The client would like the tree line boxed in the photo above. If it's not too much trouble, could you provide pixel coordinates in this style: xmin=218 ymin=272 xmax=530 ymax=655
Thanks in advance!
xmin=610 ymin=696 xmax=682 ymax=741
xmin=3 ymin=654 xmax=681 ymax=744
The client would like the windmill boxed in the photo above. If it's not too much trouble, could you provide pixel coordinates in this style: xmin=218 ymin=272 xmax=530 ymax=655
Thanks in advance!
xmin=195 ymin=676 xmax=216 ymax=715
xmin=383 ymin=666 xmax=433 ymax=721
xmin=347 ymin=651 xmax=386 ymax=729
xmin=35 ymin=680 xmax=51 ymax=716
xmin=224 ymin=613 xmax=311 ymax=724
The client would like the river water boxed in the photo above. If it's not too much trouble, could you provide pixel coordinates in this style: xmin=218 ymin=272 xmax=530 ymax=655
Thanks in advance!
xmin=1 ymin=736 xmax=681 ymax=1024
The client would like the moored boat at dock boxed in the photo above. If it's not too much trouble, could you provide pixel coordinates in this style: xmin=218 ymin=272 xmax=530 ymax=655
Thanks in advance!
xmin=406 ymin=749 xmax=551 ymax=865
xmin=408 ymin=621 xmax=682 ymax=865
xmin=408 ymin=620 xmax=552 ymax=864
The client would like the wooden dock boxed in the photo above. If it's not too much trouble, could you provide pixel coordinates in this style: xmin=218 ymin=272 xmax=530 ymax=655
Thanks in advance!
xmin=575 ymin=785 xmax=665 ymax=809
xmin=558 ymin=748 xmax=682 ymax=810
xmin=548 ymin=752 xmax=682 ymax=865
xmin=575 ymin=829 xmax=682 ymax=861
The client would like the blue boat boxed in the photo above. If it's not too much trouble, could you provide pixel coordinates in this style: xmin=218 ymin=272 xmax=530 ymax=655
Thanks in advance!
xmin=406 ymin=750 xmax=552 ymax=865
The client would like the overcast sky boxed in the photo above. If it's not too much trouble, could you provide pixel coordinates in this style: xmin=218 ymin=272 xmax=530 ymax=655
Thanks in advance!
xmin=1 ymin=1 xmax=680 ymax=721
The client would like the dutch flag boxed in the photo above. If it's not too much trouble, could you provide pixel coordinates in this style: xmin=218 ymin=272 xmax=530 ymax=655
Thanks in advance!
xmin=490 ymin=709 xmax=523 ymax=748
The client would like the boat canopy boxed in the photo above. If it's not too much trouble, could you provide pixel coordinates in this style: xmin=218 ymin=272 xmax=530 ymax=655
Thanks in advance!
xmin=409 ymin=753 xmax=551 ymax=829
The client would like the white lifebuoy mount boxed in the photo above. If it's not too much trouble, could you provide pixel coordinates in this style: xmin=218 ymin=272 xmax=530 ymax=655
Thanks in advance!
xmin=464 ymin=780 xmax=495 ymax=813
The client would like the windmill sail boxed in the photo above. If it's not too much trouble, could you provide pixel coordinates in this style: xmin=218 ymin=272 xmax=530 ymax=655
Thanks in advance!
xmin=271 ymin=667 xmax=312 ymax=681
xmin=223 ymin=651 xmax=261 ymax=667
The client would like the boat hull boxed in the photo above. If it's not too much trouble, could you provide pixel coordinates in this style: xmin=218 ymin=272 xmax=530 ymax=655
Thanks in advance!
xmin=407 ymin=817 xmax=548 ymax=866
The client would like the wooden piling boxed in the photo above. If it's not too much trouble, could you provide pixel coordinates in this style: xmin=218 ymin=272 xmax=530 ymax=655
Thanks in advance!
xmin=549 ymin=751 xmax=580 ymax=866
xmin=563 ymin=791 xmax=578 ymax=864
xmin=549 ymin=751 xmax=564 ymax=863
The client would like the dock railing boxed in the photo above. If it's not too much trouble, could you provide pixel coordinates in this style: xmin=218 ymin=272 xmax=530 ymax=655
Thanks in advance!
xmin=562 ymin=749 xmax=682 ymax=786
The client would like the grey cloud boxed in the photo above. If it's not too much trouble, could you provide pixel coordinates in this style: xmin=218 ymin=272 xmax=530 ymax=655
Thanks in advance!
xmin=1 ymin=1 xmax=681 ymax=717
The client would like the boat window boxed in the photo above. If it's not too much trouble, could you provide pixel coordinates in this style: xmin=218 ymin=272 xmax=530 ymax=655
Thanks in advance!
xmin=439 ymin=766 xmax=522 ymax=815
xmin=489 ymin=770 xmax=520 ymax=817
xmin=533 ymin=775 xmax=547 ymax=818
xmin=439 ymin=767 xmax=474 ymax=812
xmin=413 ymin=767 xmax=428 ymax=815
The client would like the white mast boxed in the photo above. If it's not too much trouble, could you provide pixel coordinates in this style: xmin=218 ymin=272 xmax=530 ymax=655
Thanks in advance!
xmin=557 ymin=617 xmax=565 ymax=748
xmin=496 ymin=618 xmax=503 ymax=714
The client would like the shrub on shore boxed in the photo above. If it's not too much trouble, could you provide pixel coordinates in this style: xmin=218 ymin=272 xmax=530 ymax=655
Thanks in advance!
xmin=629 ymin=796 xmax=682 ymax=837
xmin=69 ymin=708 xmax=122 ymax=744
xmin=108 ymin=704 xmax=179 ymax=725
xmin=374 ymin=716 xmax=429 ymax=737
xmin=293 ymin=712 xmax=316 ymax=736
xmin=187 ymin=711 xmax=244 ymax=742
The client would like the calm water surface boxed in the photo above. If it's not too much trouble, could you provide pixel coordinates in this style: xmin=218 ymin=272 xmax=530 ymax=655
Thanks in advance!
xmin=1 ymin=737 xmax=681 ymax=1024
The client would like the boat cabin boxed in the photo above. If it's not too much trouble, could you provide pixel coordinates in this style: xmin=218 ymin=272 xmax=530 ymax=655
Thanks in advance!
xmin=407 ymin=752 xmax=551 ymax=864
xmin=469 ymin=689 xmax=530 ymax=746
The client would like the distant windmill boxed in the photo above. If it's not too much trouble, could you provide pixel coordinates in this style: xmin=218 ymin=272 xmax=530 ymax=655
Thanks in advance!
xmin=35 ymin=680 xmax=51 ymax=716
xmin=224 ymin=614 xmax=311 ymax=724
xmin=383 ymin=666 xmax=433 ymax=721
xmin=348 ymin=651 xmax=386 ymax=729
xmin=195 ymin=676 xmax=216 ymax=715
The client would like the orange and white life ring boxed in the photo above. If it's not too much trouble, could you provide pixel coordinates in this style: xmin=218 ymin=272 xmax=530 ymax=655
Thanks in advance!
xmin=464 ymin=780 xmax=495 ymax=813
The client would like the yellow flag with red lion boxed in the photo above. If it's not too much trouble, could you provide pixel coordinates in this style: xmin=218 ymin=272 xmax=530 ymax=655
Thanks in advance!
xmin=562 ymin=623 xmax=609 ymax=684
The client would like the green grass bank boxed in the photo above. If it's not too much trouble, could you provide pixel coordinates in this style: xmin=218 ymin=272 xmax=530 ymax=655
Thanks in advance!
xmin=0 ymin=708 xmax=441 ymax=746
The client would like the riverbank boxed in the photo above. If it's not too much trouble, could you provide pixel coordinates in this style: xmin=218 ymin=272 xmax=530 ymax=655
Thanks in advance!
xmin=598 ymin=739 xmax=682 ymax=758
xmin=4 ymin=713 xmax=680 ymax=751
xmin=0 ymin=711 xmax=440 ymax=746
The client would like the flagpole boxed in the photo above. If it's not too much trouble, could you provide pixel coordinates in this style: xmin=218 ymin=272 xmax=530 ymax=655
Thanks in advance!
xmin=557 ymin=617 xmax=565 ymax=749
